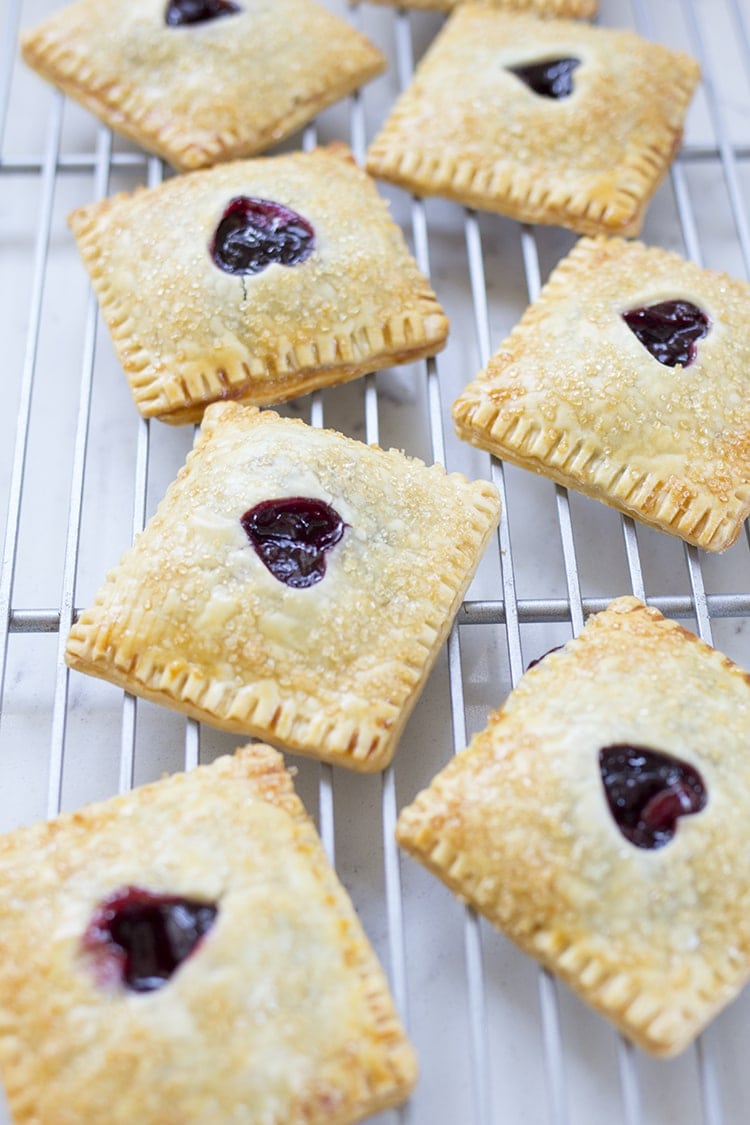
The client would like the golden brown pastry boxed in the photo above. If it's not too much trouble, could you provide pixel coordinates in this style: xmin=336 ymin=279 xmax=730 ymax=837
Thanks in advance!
xmin=65 ymin=403 xmax=501 ymax=771
xmin=20 ymin=0 xmax=385 ymax=171
xmin=361 ymin=0 xmax=597 ymax=14
xmin=452 ymin=236 xmax=750 ymax=551
xmin=397 ymin=596 xmax=750 ymax=1056
xmin=68 ymin=145 xmax=449 ymax=424
xmin=0 ymin=744 xmax=417 ymax=1123
xmin=366 ymin=8 xmax=700 ymax=237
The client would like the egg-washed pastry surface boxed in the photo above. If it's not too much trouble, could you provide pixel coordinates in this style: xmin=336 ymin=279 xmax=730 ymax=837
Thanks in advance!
xmin=397 ymin=596 xmax=750 ymax=1057
xmin=361 ymin=0 xmax=597 ymax=14
xmin=366 ymin=8 xmax=700 ymax=237
xmin=0 ymin=744 xmax=416 ymax=1124
xmin=20 ymin=0 xmax=385 ymax=171
xmin=65 ymin=403 xmax=501 ymax=772
xmin=68 ymin=146 xmax=449 ymax=425
xmin=453 ymin=236 xmax=750 ymax=551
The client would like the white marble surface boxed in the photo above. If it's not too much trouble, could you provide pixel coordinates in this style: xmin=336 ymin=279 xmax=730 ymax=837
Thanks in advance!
xmin=2 ymin=0 xmax=750 ymax=1122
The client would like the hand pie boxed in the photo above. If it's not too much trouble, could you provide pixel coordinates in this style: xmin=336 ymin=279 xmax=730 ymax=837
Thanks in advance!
xmin=361 ymin=0 xmax=597 ymax=15
xmin=366 ymin=8 xmax=700 ymax=237
xmin=65 ymin=403 xmax=501 ymax=771
xmin=68 ymin=145 xmax=449 ymax=425
xmin=0 ymin=744 xmax=417 ymax=1123
xmin=452 ymin=236 xmax=750 ymax=551
xmin=397 ymin=596 xmax=750 ymax=1056
xmin=20 ymin=0 xmax=385 ymax=171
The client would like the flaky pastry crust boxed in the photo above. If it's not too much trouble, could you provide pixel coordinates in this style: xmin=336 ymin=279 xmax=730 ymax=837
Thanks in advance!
xmin=452 ymin=236 xmax=750 ymax=551
xmin=366 ymin=8 xmax=700 ymax=236
xmin=20 ymin=0 xmax=385 ymax=171
xmin=396 ymin=597 xmax=750 ymax=1056
xmin=68 ymin=145 xmax=449 ymax=424
xmin=65 ymin=403 xmax=501 ymax=771
xmin=0 ymin=744 xmax=416 ymax=1123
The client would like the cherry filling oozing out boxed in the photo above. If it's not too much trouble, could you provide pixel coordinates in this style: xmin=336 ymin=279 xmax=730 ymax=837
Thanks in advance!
xmin=211 ymin=197 xmax=315 ymax=276
xmin=165 ymin=0 xmax=241 ymax=26
xmin=507 ymin=57 xmax=581 ymax=99
xmin=599 ymin=744 xmax=707 ymax=850
xmin=526 ymin=644 xmax=564 ymax=671
xmin=241 ymin=497 xmax=347 ymax=589
xmin=622 ymin=300 xmax=710 ymax=368
xmin=83 ymin=887 xmax=218 ymax=992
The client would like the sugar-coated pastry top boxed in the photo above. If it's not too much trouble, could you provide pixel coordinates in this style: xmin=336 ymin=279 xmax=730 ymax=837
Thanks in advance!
xmin=68 ymin=146 xmax=449 ymax=423
xmin=21 ymin=0 xmax=385 ymax=169
xmin=397 ymin=597 xmax=750 ymax=1056
xmin=453 ymin=236 xmax=750 ymax=551
xmin=0 ymin=744 xmax=416 ymax=1123
xmin=66 ymin=403 xmax=501 ymax=771
xmin=367 ymin=8 xmax=700 ymax=236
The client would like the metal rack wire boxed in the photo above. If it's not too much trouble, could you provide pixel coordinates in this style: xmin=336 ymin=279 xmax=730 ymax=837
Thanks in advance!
xmin=2 ymin=0 xmax=750 ymax=1122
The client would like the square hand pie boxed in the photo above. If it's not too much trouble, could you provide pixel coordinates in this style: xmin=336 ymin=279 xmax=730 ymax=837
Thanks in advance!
xmin=20 ymin=0 xmax=385 ymax=171
xmin=65 ymin=403 xmax=501 ymax=771
xmin=397 ymin=596 xmax=750 ymax=1056
xmin=361 ymin=0 xmax=597 ymax=15
xmin=0 ymin=745 xmax=417 ymax=1123
xmin=69 ymin=145 xmax=449 ymax=425
xmin=452 ymin=236 xmax=750 ymax=552
xmin=366 ymin=8 xmax=700 ymax=237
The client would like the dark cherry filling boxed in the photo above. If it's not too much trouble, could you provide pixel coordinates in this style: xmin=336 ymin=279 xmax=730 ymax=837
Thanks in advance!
xmin=508 ymin=57 xmax=580 ymax=99
xmin=165 ymin=0 xmax=241 ymax=26
xmin=241 ymin=497 xmax=346 ymax=588
xmin=83 ymin=887 xmax=218 ymax=992
xmin=599 ymin=744 xmax=706 ymax=849
xmin=622 ymin=300 xmax=710 ymax=368
xmin=211 ymin=197 xmax=315 ymax=276
xmin=526 ymin=644 xmax=564 ymax=671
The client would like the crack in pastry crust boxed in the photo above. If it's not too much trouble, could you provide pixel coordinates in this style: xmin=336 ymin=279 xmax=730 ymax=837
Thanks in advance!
xmin=65 ymin=403 xmax=501 ymax=772
xmin=68 ymin=145 xmax=449 ymax=424
xmin=366 ymin=9 xmax=700 ymax=237
xmin=20 ymin=0 xmax=385 ymax=171
xmin=396 ymin=597 xmax=750 ymax=1056
xmin=452 ymin=236 xmax=750 ymax=551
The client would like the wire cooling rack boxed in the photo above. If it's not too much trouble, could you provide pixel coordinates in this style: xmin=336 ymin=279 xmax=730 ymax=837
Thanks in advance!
xmin=2 ymin=0 xmax=750 ymax=1122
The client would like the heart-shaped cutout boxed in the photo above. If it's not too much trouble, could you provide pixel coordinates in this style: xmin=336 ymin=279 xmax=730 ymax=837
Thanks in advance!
xmin=599 ymin=744 xmax=706 ymax=849
xmin=165 ymin=0 xmax=241 ymax=26
xmin=211 ymin=197 xmax=315 ymax=276
xmin=622 ymin=300 xmax=710 ymax=368
xmin=507 ymin=57 xmax=580 ymax=99
xmin=83 ymin=887 xmax=218 ymax=992
xmin=241 ymin=497 xmax=346 ymax=588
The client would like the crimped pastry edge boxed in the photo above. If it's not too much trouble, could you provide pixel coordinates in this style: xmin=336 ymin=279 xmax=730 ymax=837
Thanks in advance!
xmin=65 ymin=404 xmax=501 ymax=772
xmin=67 ymin=148 xmax=450 ymax=423
xmin=452 ymin=236 xmax=750 ymax=552
xmin=0 ymin=744 xmax=418 ymax=1121
xmin=365 ymin=11 xmax=700 ymax=237
xmin=396 ymin=596 xmax=750 ymax=1056
xmin=20 ymin=13 xmax=385 ymax=171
